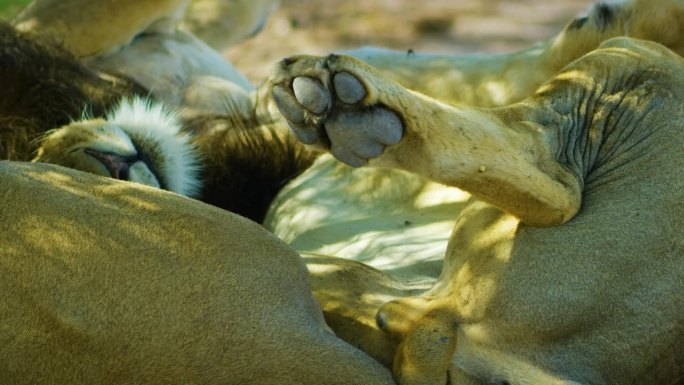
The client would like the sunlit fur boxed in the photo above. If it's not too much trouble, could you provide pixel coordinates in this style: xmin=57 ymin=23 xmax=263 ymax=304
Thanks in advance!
xmin=270 ymin=0 xmax=684 ymax=263
xmin=266 ymin=1 xmax=684 ymax=383
xmin=346 ymin=0 xmax=684 ymax=106
xmin=0 ymin=161 xmax=396 ymax=385
xmin=272 ymin=37 xmax=684 ymax=385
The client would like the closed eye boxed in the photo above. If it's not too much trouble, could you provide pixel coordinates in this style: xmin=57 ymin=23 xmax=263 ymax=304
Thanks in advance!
xmin=569 ymin=16 xmax=589 ymax=30
xmin=131 ymin=140 xmax=166 ymax=190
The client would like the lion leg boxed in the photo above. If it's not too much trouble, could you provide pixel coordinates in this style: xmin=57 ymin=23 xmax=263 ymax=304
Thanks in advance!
xmin=13 ymin=0 xmax=190 ymax=57
xmin=182 ymin=0 xmax=279 ymax=50
xmin=376 ymin=297 xmax=458 ymax=385
xmin=270 ymin=54 xmax=582 ymax=226
xmin=342 ymin=46 xmax=551 ymax=106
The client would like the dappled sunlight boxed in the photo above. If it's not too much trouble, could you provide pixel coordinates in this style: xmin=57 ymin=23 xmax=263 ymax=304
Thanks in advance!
xmin=303 ymin=253 xmax=433 ymax=365
xmin=536 ymin=67 xmax=597 ymax=95
xmin=413 ymin=180 xmax=471 ymax=208
xmin=467 ymin=214 xmax=519 ymax=263
xmin=1 ymin=162 xmax=260 ymax=261
xmin=23 ymin=163 xmax=170 ymax=213
xmin=450 ymin=262 xmax=501 ymax=320
xmin=3 ymin=161 xmax=410 ymax=384
xmin=2 ymin=0 xmax=681 ymax=381
xmin=285 ymin=192 xmax=466 ymax=265
xmin=267 ymin=154 xmax=472 ymax=280
xmin=292 ymin=215 xmax=456 ymax=279
xmin=482 ymin=80 xmax=510 ymax=106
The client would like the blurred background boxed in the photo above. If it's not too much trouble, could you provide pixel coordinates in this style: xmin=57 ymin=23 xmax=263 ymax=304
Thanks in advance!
xmin=1 ymin=0 xmax=590 ymax=82
xmin=0 ymin=0 xmax=29 ymax=17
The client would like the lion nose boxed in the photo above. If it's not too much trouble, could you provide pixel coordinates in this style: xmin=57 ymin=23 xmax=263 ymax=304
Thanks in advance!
xmin=84 ymin=148 xmax=137 ymax=180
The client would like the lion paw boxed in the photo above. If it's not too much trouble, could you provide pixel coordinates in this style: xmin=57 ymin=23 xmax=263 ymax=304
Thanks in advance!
xmin=271 ymin=55 xmax=404 ymax=167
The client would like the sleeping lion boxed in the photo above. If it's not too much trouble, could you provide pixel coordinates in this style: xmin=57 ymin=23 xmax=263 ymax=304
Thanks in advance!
xmin=1 ymin=0 xmax=683 ymax=384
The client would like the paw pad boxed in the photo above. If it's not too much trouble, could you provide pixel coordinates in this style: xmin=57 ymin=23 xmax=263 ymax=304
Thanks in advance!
xmin=271 ymin=55 xmax=404 ymax=166
xmin=293 ymin=76 xmax=330 ymax=114
xmin=333 ymin=72 xmax=367 ymax=104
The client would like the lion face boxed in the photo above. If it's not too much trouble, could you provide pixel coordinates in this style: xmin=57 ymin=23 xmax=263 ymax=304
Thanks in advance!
xmin=33 ymin=97 xmax=201 ymax=197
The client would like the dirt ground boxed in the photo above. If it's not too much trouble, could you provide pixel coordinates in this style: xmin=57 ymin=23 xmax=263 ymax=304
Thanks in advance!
xmin=227 ymin=0 xmax=591 ymax=82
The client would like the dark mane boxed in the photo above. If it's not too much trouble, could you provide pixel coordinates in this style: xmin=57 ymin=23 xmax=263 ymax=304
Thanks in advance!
xmin=0 ymin=22 xmax=145 ymax=160
xmin=186 ymin=113 xmax=318 ymax=223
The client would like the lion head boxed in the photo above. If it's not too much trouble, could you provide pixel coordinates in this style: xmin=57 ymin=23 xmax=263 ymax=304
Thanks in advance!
xmin=33 ymin=97 xmax=201 ymax=197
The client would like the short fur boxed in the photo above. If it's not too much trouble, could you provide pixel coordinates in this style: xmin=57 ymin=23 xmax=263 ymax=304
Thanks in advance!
xmin=181 ymin=0 xmax=279 ymax=51
xmin=346 ymin=0 xmax=684 ymax=106
xmin=263 ymin=4 xmax=684 ymax=372
xmin=0 ymin=161 xmax=395 ymax=385
xmin=12 ymin=0 xmax=189 ymax=58
xmin=271 ymin=35 xmax=684 ymax=385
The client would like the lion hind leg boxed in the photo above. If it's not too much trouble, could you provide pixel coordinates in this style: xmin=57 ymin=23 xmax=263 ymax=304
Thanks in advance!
xmin=376 ymin=297 xmax=458 ymax=385
xmin=270 ymin=54 xmax=582 ymax=226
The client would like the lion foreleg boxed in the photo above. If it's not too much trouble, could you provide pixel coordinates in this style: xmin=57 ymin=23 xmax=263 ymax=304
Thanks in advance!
xmin=270 ymin=54 xmax=582 ymax=226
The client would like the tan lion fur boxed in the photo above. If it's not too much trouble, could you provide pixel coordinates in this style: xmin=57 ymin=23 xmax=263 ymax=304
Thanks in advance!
xmin=13 ymin=0 xmax=279 ymax=57
xmin=0 ymin=161 xmax=395 ymax=385
xmin=12 ymin=0 xmax=262 ymax=119
xmin=263 ymin=3 xmax=684 ymax=372
xmin=268 ymin=0 xmax=684 ymax=254
xmin=349 ymin=0 xmax=684 ymax=106
xmin=270 ymin=36 xmax=684 ymax=385
xmin=182 ymin=0 xmax=279 ymax=51
xmin=3 ymin=1 xmax=683 ymax=383
xmin=12 ymin=0 xmax=190 ymax=58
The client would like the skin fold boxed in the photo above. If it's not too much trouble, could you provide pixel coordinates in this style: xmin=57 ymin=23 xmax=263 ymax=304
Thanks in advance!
xmin=271 ymin=36 xmax=684 ymax=385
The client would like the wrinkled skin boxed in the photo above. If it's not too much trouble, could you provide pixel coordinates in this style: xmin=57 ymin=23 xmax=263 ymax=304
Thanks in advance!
xmin=5 ymin=0 xmax=684 ymax=383
xmin=264 ymin=2 xmax=684 ymax=375
xmin=271 ymin=37 xmax=684 ymax=385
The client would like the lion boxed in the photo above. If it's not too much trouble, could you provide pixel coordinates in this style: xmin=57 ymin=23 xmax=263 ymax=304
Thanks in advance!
xmin=33 ymin=96 xmax=202 ymax=197
xmin=0 ymin=19 xmax=314 ymax=222
xmin=267 ymin=0 xmax=684 ymax=264
xmin=270 ymin=28 xmax=684 ymax=385
xmin=347 ymin=0 xmax=684 ymax=106
xmin=8 ymin=0 xmax=316 ymax=223
xmin=0 ymin=161 xmax=395 ymax=385
xmin=3 ymin=0 xmax=684 ymax=383
xmin=263 ymin=2 xmax=684 ymax=372
xmin=181 ymin=0 xmax=280 ymax=51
